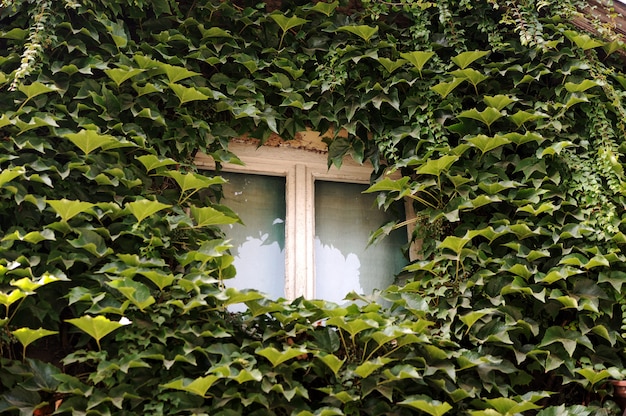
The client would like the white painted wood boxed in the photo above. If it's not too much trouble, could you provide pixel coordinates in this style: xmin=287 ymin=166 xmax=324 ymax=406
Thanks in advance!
xmin=195 ymin=141 xmax=414 ymax=299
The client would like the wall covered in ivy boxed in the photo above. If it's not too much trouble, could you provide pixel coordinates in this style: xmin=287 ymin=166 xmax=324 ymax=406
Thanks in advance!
xmin=1 ymin=0 xmax=626 ymax=414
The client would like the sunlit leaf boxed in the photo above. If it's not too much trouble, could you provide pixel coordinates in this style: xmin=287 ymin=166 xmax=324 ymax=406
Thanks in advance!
xmin=12 ymin=327 xmax=58 ymax=351
xmin=104 ymin=67 xmax=145 ymax=87
xmin=399 ymin=397 xmax=452 ymax=416
xmin=126 ymin=199 xmax=171 ymax=223
xmin=416 ymin=155 xmax=458 ymax=176
xmin=167 ymin=170 xmax=225 ymax=193
xmin=169 ymin=83 xmax=210 ymax=106
xmin=136 ymin=155 xmax=178 ymax=172
xmin=66 ymin=315 xmax=130 ymax=350
xmin=438 ymin=236 xmax=471 ymax=255
xmin=47 ymin=199 xmax=95 ymax=222
xmin=316 ymin=353 xmax=345 ymax=376
xmin=0 ymin=166 xmax=25 ymax=187
xmin=458 ymin=108 xmax=503 ymax=128
xmin=256 ymin=346 xmax=309 ymax=367
xmin=306 ymin=1 xmax=338 ymax=16
xmin=400 ymin=51 xmax=435 ymax=76
xmin=162 ymin=376 xmax=220 ymax=397
xmin=62 ymin=129 xmax=119 ymax=155
xmin=451 ymin=50 xmax=489 ymax=69
xmin=431 ymin=78 xmax=464 ymax=98
xmin=190 ymin=206 xmax=238 ymax=227
xmin=337 ymin=25 xmax=378 ymax=42
xmin=18 ymin=81 xmax=57 ymax=100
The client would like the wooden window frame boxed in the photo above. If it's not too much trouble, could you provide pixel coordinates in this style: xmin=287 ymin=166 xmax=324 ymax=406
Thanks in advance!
xmin=195 ymin=140 xmax=416 ymax=299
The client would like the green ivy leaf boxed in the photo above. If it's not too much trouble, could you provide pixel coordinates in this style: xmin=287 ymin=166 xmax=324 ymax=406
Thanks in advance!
xmin=12 ymin=327 xmax=58 ymax=352
xmin=564 ymin=30 xmax=604 ymax=50
xmin=169 ymin=83 xmax=210 ymax=106
xmin=466 ymin=134 xmax=510 ymax=154
xmin=377 ymin=57 xmax=407 ymax=74
xmin=190 ymin=206 xmax=238 ymax=227
xmin=47 ymin=199 xmax=95 ymax=222
xmin=161 ymin=376 xmax=220 ymax=397
xmin=451 ymin=50 xmax=489 ymax=69
xmin=167 ymin=171 xmax=225 ymax=194
xmin=137 ymin=270 xmax=176 ymax=291
xmin=270 ymin=14 xmax=308 ymax=33
xmin=17 ymin=81 xmax=58 ymax=101
xmin=256 ymin=346 xmax=309 ymax=367
xmin=0 ymin=289 xmax=26 ymax=309
xmin=398 ymin=397 xmax=453 ymax=416
xmin=483 ymin=95 xmax=516 ymax=110
xmin=400 ymin=51 xmax=434 ymax=76
xmin=66 ymin=315 xmax=130 ymax=350
xmin=337 ymin=25 xmax=379 ymax=42
xmin=0 ymin=166 xmax=25 ymax=187
xmin=564 ymin=79 xmax=600 ymax=93
xmin=159 ymin=63 xmax=201 ymax=83
xmin=354 ymin=357 xmax=393 ymax=378
xmin=438 ymin=236 xmax=471 ymax=255
xmin=136 ymin=155 xmax=178 ymax=172
xmin=62 ymin=129 xmax=119 ymax=155
xmin=458 ymin=108 xmax=503 ymax=129
xmin=107 ymin=278 xmax=155 ymax=310
xmin=430 ymin=78 xmax=464 ymax=98
xmin=316 ymin=353 xmax=345 ymax=377
xmin=126 ymin=199 xmax=171 ymax=223
xmin=416 ymin=155 xmax=458 ymax=176
xmin=104 ymin=67 xmax=145 ymax=87
xmin=306 ymin=1 xmax=339 ymax=16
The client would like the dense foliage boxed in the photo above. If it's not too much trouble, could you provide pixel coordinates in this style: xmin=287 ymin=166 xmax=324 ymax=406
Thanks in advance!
xmin=1 ymin=0 xmax=626 ymax=414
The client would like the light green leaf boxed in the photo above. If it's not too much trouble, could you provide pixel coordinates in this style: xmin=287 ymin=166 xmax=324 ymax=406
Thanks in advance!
xmin=138 ymin=270 xmax=176 ymax=291
xmin=66 ymin=315 xmax=130 ymax=350
xmin=12 ymin=327 xmax=58 ymax=351
xmin=104 ymin=67 xmax=145 ymax=87
xmin=460 ymin=309 xmax=494 ymax=332
xmin=167 ymin=171 xmax=225 ymax=193
xmin=136 ymin=155 xmax=178 ymax=172
xmin=62 ymin=129 xmax=119 ymax=155
xmin=107 ymin=278 xmax=155 ymax=310
xmin=159 ymin=63 xmax=201 ymax=83
xmin=399 ymin=398 xmax=452 ymax=416
xmin=438 ymin=236 xmax=471 ymax=255
xmin=307 ymin=1 xmax=338 ymax=16
xmin=126 ymin=199 xmax=171 ymax=223
xmin=270 ymin=14 xmax=308 ymax=32
xmin=451 ymin=50 xmax=489 ymax=69
xmin=575 ymin=368 xmax=612 ymax=386
xmin=337 ymin=25 xmax=379 ymax=42
xmin=162 ymin=375 xmax=220 ymax=397
xmin=326 ymin=317 xmax=378 ymax=337
xmin=483 ymin=94 xmax=516 ymax=110
xmin=565 ymin=30 xmax=604 ymax=50
xmin=377 ymin=57 xmax=407 ymax=74
xmin=564 ymin=79 xmax=600 ymax=93
xmin=354 ymin=357 xmax=393 ymax=378
xmin=416 ymin=155 xmax=458 ymax=176
xmin=47 ymin=199 xmax=95 ymax=222
xmin=509 ymin=110 xmax=547 ymax=128
xmin=169 ymin=83 xmax=210 ymax=106
xmin=316 ymin=353 xmax=345 ymax=376
xmin=256 ymin=346 xmax=309 ymax=367
xmin=11 ymin=272 xmax=68 ymax=292
xmin=18 ymin=81 xmax=57 ymax=100
xmin=190 ymin=206 xmax=238 ymax=227
xmin=450 ymin=68 xmax=488 ymax=92
xmin=0 ymin=166 xmax=25 ymax=187
xmin=466 ymin=134 xmax=510 ymax=154
xmin=430 ymin=78 xmax=464 ymax=98
xmin=400 ymin=51 xmax=435 ymax=76
xmin=0 ymin=289 xmax=26 ymax=309
xmin=459 ymin=108 xmax=503 ymax=128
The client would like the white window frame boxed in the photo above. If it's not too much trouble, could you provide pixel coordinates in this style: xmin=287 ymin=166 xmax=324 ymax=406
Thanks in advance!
xmin=195 ymin=139 xmax=416 ymax=300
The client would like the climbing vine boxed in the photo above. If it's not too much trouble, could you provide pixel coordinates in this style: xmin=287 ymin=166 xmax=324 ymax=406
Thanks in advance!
xmin=1 ymin=0 xmax=626 ymax=414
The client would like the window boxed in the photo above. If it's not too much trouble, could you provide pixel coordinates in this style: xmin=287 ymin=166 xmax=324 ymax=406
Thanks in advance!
xmin=195 ymin=135 xmax=414 ymax=302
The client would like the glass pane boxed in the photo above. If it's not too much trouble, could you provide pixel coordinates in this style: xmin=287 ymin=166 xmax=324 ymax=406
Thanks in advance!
xmin=219 ymin=172 xmax=285 ymax=300
xmin=315 ymin=181 xmax=406 ymax=303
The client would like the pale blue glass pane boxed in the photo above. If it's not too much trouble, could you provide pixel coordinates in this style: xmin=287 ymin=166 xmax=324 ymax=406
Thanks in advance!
xmin=220 ymin=172 xmax=285 ymax=299
xmin=315 ymin=181 xmax=406 ymax=303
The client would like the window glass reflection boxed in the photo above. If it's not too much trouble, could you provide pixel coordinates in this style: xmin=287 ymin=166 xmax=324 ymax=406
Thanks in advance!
xmin=315 ymin=181 xmax=406 ymax=303
xmin=219 ymin=172 xmax=286 ymax=299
